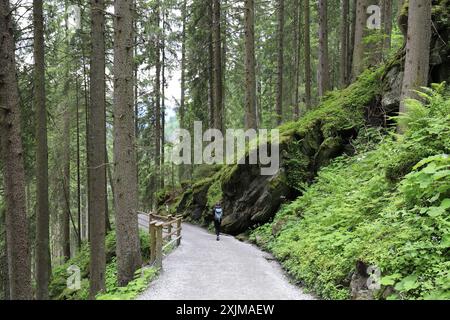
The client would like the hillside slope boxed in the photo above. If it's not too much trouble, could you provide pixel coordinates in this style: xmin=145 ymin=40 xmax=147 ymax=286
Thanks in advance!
xmin=251 ymin=86 xmax=450 ymax=299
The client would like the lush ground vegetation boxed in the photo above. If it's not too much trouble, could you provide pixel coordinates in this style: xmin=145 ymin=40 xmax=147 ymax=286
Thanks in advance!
xmin=251 ymin=85 xmax=450 ymax=300
xmin=48 ymin=230 xmax=156 ymax=300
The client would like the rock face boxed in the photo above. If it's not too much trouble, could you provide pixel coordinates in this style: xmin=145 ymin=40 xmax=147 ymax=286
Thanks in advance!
xmin=381 ymin=66 xmax=403 ymax=113
xmin=349 ymin=261 xmax=376 ymax=300
xmin=221 ymin=165 xmax=290 ymax=235
xmin=219 ymin=129 xmax=352 ymax=235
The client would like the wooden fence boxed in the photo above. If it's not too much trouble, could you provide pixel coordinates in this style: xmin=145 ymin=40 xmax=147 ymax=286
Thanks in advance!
xmin=138 ymin=212 xmax=182 ymax=269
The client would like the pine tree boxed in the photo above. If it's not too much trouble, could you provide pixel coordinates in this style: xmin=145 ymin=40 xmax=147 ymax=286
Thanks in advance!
xmin=88 ymin=0 xmax=107 ymax=297
xmin=399 ymin=0 xmax=431 ymax=133
xmin=212 ymin=0 xmax=223 ymax=131
xmin=34 ymin=0 xmax=50 ymax=300
xmin=113 ymin=0 xmax=142 ymax=286
xmin=318 ymin=0 xmax=330 ymax=97
xmin=304 ymin=0 xmax=311 ymax=109
xmin=275 ymin=0 xmax=284 ymax=124
xmin=0 ymin=0 xmax=32 ymax=300
xmin=244 ymin=0 xmax=257 ymax=129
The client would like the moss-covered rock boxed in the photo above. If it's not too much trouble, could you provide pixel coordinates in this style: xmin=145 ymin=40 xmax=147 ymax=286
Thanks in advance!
xmin=173 ymin=67 xmax=385 ymax=234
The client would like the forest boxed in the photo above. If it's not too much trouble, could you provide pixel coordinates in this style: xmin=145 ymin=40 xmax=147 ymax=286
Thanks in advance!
xmin=0 ymin=0 xmax=449 ymax=301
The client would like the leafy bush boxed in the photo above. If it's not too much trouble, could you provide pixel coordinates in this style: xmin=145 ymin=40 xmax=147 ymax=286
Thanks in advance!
xmin=49 ymin=229 xmax=152 ymax=300
xmin=251 ymin=87 xmax=450 ymax=300
xmin=96 ymin=258 xmax=158 ymax=300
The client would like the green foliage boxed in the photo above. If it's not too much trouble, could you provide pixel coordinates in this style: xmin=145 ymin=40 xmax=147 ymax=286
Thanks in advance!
xmin=49 ymin=229 xmax=151 ymax=300
xmin=96 ymin=259 xmax=158 ymax=300
xmin=207 ymin=179 xmax=223 ymax=208
xmin=251 ymin=87 xmax=450 ymax=300
xmin=386 ymin=84 xmax=450 ymax=182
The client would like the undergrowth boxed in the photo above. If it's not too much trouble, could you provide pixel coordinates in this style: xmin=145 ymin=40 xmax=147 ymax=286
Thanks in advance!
xmin=251 ymin=85 xmax=450 ymax=300
xmin=49 ymin=229 xmax=153 ymax=300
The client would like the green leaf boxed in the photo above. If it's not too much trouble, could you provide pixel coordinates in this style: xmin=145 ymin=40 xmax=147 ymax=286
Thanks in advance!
xmin=395 ymin=275 xmax=419 ymax=292
xmin=380 ymin=273 xmax=402 ymax=286
xmin=441 ymin=234 xmax=450 ymax=248
xmin=439 ymin=198 xmax=450 ymax=210
xmin=427 ymin=206 xmax=445 ymax=217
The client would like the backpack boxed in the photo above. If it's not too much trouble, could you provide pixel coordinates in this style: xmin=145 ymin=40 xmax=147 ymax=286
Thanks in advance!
xmin=214 ymin=207 xmax=223 ymax=222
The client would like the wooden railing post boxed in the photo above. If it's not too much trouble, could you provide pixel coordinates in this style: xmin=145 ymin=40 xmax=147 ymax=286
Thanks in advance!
xmin=155 ymin=222 xmax=164 ymax=269
xmin=149 ymin=221 xmax=157 ymax=265
xmin=167 ymin=215 xmax=173 ymax=241
xmin=176 ymin=217 xmax=182 ymax=246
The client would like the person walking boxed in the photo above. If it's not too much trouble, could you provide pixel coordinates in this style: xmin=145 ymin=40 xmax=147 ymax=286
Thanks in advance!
xmin=212 ymin=202 xmax=223 ymax=241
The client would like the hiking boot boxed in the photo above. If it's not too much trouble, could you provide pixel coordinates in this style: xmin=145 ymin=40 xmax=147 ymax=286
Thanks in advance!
xmin=216 ymin=236 xmax=220 ymax=241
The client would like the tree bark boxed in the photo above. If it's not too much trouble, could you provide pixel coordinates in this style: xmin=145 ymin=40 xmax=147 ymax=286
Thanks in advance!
xmin=179 ymin=0 xmax=187 ymax=181
xmin=304 ymin=0 xmax=311 ymax=109
xmin=293 ymin=0 xmax=302 ymax=119
xmin=351 ymin=0 xmax=370 ymax=80
xmin=221 ymin=0 xmax=227 ymax=121
xmin=155 ymin=0 xmax=161 ymax=191
xmin=244 ymin=0 xmax=257 ymax=129
xmin=61 ymin=104 xmax=71 ymax=260
xmin=340 ymin=0 xmax=350 ymax=87
xmin=212 ymin=0 xmax=223 ymax=131
xmin=0 ymin=205 xmax=10 ymax=300
xmin=381 ymin=0 xmax=392 ymax=59
xmin=208 ymin=1 xmax=214 ymax=129
xmin=161 ymin=8 xmax=166 ymax=189
xmin=348 ymin=0 xmax=356 ymax=81
xmin=88 ymin=0 xmax=106 ymax=298
xmin=275 ymin=0 xmax=284 ymax=125
xmin=0 ymin=0 xmax=32 ymax=300
xmin=33 ymin=0 xmax=50 ymax=300
xmin=318 ymin=0 xmax=330 ymax=97
xmin=113 ymin=0 xmax=142 ymax=286
xmin=399 ymin=0 xmax=431 ymax=133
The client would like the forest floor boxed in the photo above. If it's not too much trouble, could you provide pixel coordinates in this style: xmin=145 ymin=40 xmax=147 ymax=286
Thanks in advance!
xmin=136 ymin=222 xmax=315 ymax=300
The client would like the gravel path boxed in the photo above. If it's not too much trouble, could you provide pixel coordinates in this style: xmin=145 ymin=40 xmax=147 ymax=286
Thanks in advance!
xmin=137 ymin=221 xmax=315 ymax=300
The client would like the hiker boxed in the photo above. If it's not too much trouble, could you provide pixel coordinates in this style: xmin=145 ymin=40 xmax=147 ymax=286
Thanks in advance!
xmin=212 ymin=202 xmax=223 ymax=241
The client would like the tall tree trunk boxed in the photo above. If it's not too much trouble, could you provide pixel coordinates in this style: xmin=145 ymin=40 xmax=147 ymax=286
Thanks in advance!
xmin=351 ymin=0 xmax=370 ymax=80
xmin=0 ymin=0 xmax=32 ymax=300
xmin=304 ymin=0 xmax=311 ymax=109
xmin=348 ymin=0 xmax=356 ymax=81
xmin=275 ymin=0 xmax=284 ymax=125
xmin=293 ymin=0 xmax=302 ymax=119
xmin=33 ymin=0 xmax=50 ymax=300
xmin=155 ymin=0 xmax=161 ymax=192
xmin=75 ymin=77 xmax=82 ymax=242
xmin=179 ymin=0 xmax=187 ymax=181
xmin=340 ymin=0 xmax=350 ymax=87
xmin=381 ymin=0 xmax=392 ymax=59
xmin=61 ymin=104 xmax=71 ymax=260
xmin=318 ymin=0 xmax=330 ymax=97
xmin=88 ymin=0 xmax=106 ymax=298
xmin=244 ymin=0 xmax=257 ymax=129
xmin=221 ymin=0 xmax=227 ymax=121
xmin=398 ymin=0 xmax=431 ymax=133
xmin=113 ymin=0 xmax=142 ymax=286
xmin=208 ymin=1 xmax=214 ymax=129
xmin=133 ymin=0 xmax=139 ymax=194
xmin=212 ymin=0 xmax=223 ymax=131
xmin=161 ymin=9 xmax=166 ymax=189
